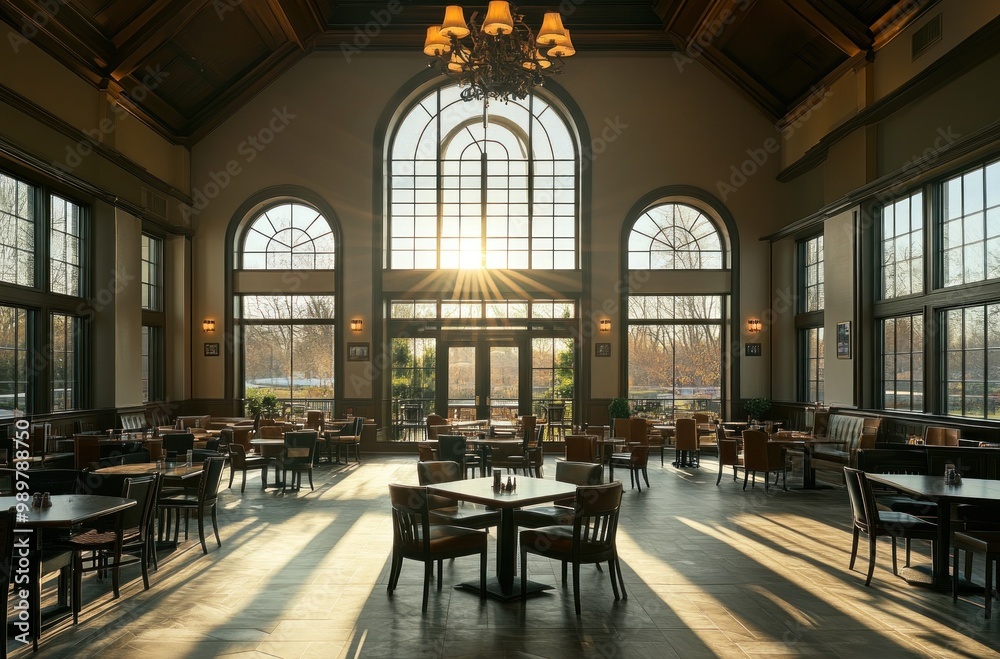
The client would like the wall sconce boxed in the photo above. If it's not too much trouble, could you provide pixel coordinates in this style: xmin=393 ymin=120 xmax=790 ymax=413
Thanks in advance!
xmin=350 ymin=318 xmax=363 ymax=333
xmin=599 ymin=318 xmax=611 ymax=333
xmin=202 ymin=319 xmax=215 ymax=333
xmin=747 ymin=318 xmax=762 ymax=334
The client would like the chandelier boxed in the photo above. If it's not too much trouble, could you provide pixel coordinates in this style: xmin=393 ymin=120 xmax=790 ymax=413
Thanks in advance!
xmin=422 ymin=2 xmax=576 ymax=104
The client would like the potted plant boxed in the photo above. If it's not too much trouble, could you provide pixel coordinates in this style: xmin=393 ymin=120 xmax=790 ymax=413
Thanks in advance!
xmin=608 ymin=398 xmax=632 ymax=423
xmin=260 ymin=390 xmax=282 ymax=423
xmin=244 ymin=388 xmax=263 ymax=422
xmin=245 ymin=388 xmax=282 ymax=426
xmin=744 ymin=397 xmax=771 ymax=424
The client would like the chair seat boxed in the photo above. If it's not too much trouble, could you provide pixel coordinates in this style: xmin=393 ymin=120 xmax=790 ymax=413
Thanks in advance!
xmin=398 ymin=525 xmax=488 ymax=554
xmin=513 ymin=505 xmax=574 ymax=528
xmin=242 ymin=456 xmax=268 ymax=467
xmin=954 ymin=531 xmax=1000 ymax=552
xmin=875 ymin=511 xmax=937 ymax=536
xmin=877 ymin=495 xmax=937 ymax=516
xmin=520 ymin=525 xmax=614 ymax=557
xmin=429 ymin=506 xmax=500 ymax=528
xmin=68 ymin=528 xmax=141 ymax=548
xmin=159 ymin=494 xmax=200 ymax=506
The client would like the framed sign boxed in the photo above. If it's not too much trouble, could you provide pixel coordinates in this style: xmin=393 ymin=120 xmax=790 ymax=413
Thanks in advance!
xmin=348 ymin=343 xmax=370 ymax=361
xmin=595 ymin=342 xmax=611 ymax=357
xmin=204 ymin=342 xmax=220 ymax=357
xmin=836 ymin=321 xmax=852 ymax=359
xmin=745 ymin=343 xmax=762 ymax=357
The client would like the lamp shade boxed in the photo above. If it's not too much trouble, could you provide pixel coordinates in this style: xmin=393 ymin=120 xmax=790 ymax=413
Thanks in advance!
xmin=547 ymin=29 xmax=575 ymax=58
xmin=537 ymin=12 xmax=568 ymax=46
xmin=482 ymin=1 xmax=514 ymax=36
xmin=423 ymin=26 xmax=451 ymax=56
xmin=522 ymin=49 xmax=551 ymax=70
xmin=447 ymin=50 xmax=467 ymax=72
xmin=440 ymin=5 xmax=470 ymax=39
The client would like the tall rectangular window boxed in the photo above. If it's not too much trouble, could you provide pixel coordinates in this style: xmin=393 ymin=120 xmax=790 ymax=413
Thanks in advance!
xmin=881 ymin=192 xmax=924 ymax=298
xmin=51 ymin=313 xmax=79 ymax=411
xmin=141 ymin=234 xmax=162 ymax=311
xmin=881 ymin=314 xmax=923 ymax=411
xmin=943 ymin=303 xmax=1000 ymax=419
xmin=802 ymin=327 xmax=824 ymax=403
xmin=0 ymin=305 xmax=30 ymax=415
xmin=801 ymin=235 xmax=824 ymax=312
xmin=50 ymin=194 xmax=83 ymax=296
xmin=942 ymin=160 xmax=1000 ymax=287
xmin=0 ymin=172 xmax=36 ymax=287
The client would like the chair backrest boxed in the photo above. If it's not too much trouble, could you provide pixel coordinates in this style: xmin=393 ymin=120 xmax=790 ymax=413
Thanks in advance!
xmin=25 ymin=469 xmax=84 ymax=494
xmin=629 ymin=418 xmax=648 ymax=444
xmin=197 ymin=457 xmax=228 ymax=503
xmin=0 ymin=507 xmax=17 ymax=594
xmin=284 ymin=430 xmax=317 ymax=463
xmin=675 ymin=418 xmax=698 ymax=451
xmin=555 ymin=461 xmax=603 ymax=487
xmin=548 ymin=406 xmax=565 ymax=423
xmin=521 ymin=415 xmax=537 ymax=442
xmin=260 ymin=425 xmax=285 ymax=439
xmin=613 ymin=418 xmax=632 ymax=441
xmin=161 ymin=433 xmax=195 ymax=454
xmin=436 ymin=435 xmax=468 ymax=464
xmin=629 ymin=444 xmax=650 ymax=466
xmin=305 ymin=410 xmax=324 ymax=432
xmin=924 ymin=426 xmax=959 ymax=446
xmin=416 ymin=460 xmax=462 ymax=486
xmin=229 ymin=443 xmax=248 ymax=466
xmin=417 ymin=445 xmax=436 ymax=462
xmin=842 ymin=467 xmax=876 ymax=532
xmin=572 ymin=482 xmax=623 ymax=552
xmin=718 ymin=438 xmax=740 ymax=465
xmin=535 ymin=425 xmax=545 ymax=444
xmin=120 ymin=475 xmax=158 ymax=536
xmin=388 ymin=483 xmax=430 ymax=550
xmin=564 ymin=435 xmax=595 ymax=462
xmin=741 ymin=430 xmax=769 ymax=471
xmin=426 ymin=414 xmax=447 ymax=431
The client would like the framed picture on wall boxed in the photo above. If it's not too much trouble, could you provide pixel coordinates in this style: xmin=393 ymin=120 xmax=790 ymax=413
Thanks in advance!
xmin=204 ymin=342 xmax=220 ymax=357
xmin=348 ymin=343 xmax=370 ymax=361
xmin=836 ymin=321 xmax=851 ymax=359
xmin=595 ymin=342 xmax=611 ymax=357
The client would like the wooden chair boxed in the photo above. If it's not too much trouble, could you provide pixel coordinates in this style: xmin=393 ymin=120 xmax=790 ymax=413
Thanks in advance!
xmin=259 ymin=425 xmax=286 ymax=439
xmin=228 ymin=443 xmax=268 ymax=493
xmin=436 ymin=435 xmax=480 ymax=478
xmin=924 ymin=426 xmax=959 ymax=446
xmin=716 ymin=425 xmax=743 ymax=485
xmin=843 ymin=467 xmax=937 ymax=587
xmin=416 ymin=461 xmax=499 ymax=529
xmin=514 ymin=461 xmax=603 ymax=528
xmin=525 ymin=425 xmax=545 ymax=478
xmin=563 ymin=435 xmax=597 ymax=463
xmin=417 ymin=445 xmax=437 ymax=462
xmin=69 ymin=475 xmax=159 ymax=623
xmin=336 ymin=417 xmax=364 ymax=464
xmin=158 ymin=457 xmax=227 ymax=554
xmin=612 ymin=418 xmax=632 ymax=442
xmin=674 ymin=418 xmax=699 ymax=468
xmin=278 ymin=430 xmax=317 ymax=491
xmin=741 ymin=430 xmax=786 ymax=492
xmin=519 ymin=482 xmax=626 ymax=615
xmin=387 ymin=483 xmax=488 ymax=612
xmin=161 ymin=433 xmax=194 ymax=459
xmin=609 ymin=445 xmax=650 ymax=491
xmin=953 ymin=531 xmax=1000 ymax=618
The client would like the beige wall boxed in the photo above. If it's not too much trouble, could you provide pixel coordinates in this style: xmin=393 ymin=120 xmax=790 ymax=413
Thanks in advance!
xmin=822 ymin=209 xmax=856 ymax=407
xmin=189 ymin=50 xmax=784 ymax=410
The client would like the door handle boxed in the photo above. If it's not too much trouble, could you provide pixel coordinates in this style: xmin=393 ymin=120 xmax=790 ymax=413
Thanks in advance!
xmin=475 ymin=396 xmax=480 ymax=405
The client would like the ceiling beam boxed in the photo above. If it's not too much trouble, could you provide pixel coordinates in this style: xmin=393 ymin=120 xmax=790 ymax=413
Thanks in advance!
xmin=786 ymin=0 xmax=873 ymax=54
xmin=108 ymin=0 xmax=210 ymax=80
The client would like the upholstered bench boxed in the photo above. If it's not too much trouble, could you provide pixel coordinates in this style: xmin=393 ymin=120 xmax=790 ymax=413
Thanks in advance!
xmin=809 ymin=412 xmax=881 ymax=481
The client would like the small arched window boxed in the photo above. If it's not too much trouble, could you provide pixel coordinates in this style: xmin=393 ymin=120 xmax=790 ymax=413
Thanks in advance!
xmin=628 ymin=203 xmax=723 ymax=270
xmin=240 ymin=202 xmax=335 ymax=270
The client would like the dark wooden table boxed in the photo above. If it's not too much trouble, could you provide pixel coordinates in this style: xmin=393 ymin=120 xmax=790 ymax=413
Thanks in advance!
xmin=767 ymin=435 xmax=844 ymax=489
xmin=865 ymin=474 xmax=1000 ymax=589
xmin=93 ymin=463 xmax=203 ymax=480
xmin=0 ymin=494 xmax=135 ymax=649
xmin=427 ymin=477 xmax=577 ymax=601
xmin=468 ymin=438 xmax=525 ymax=477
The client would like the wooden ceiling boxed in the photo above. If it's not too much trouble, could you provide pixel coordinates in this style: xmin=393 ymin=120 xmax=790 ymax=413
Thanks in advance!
xmin=0 ymin=0 xmax=937 ymax=144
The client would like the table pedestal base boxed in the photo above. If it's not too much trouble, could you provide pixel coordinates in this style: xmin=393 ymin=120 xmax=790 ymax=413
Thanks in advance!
xmin=898 ymin=565 xmax=980 ymax=593
xmin=454 ymin=576 xmax=553 ymax=602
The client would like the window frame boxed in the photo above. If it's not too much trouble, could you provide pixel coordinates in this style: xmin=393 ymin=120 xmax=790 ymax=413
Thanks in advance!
xmin=796 ymin=230 xmax=825 ymax=403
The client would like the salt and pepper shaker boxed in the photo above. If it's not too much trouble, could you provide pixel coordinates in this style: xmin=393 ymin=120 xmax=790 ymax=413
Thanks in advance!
xmin=42 ymin=492 xmax=51 ymax=508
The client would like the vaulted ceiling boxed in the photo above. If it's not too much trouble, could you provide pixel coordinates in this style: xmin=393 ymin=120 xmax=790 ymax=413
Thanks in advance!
xmin=0 ymin=0 xmax=937 ymax=145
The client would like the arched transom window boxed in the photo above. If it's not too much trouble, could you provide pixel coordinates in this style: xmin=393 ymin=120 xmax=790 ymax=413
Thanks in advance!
xmin=240 ymin=202 xmax=335 ymax=270
xmin=388 ymin=83 xmax=578 ymax=270
xmin=628 ymin=203 xmax=723 ymax=270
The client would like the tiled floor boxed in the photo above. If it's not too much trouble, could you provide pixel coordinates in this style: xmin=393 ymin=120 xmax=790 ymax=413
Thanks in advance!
xmin=13 ymin=454 xmax=1000 ymax=658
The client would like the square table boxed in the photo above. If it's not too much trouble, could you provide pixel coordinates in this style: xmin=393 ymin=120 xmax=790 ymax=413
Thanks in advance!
xmin=865 ymin=474 xmax=1000 ymax=589
xmin=766 ymin=435 xmax=845 ymax=489
xmin=427 ymin=477 xmax=577 ymax=601
xmin=0 ymin=494 xmax=135 ymax=649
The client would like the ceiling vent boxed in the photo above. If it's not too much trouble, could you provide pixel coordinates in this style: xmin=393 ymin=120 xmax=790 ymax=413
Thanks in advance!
xmin=140 ymin=186 xmax=167 ymax=219
xmin=912 ymin=14 xmax=942 ymax=61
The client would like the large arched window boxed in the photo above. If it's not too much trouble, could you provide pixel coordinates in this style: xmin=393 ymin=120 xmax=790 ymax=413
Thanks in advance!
xmin=623 ymin=194 xmax=734 ymax=419
xmin=240 ymin=202 xmax=335 ymax=270
xmin=233 ymin=198 xmax=337 ymax=415
xmin=628 ymin=202 xmax=724 ymax=270
xmin=387 ymin=83 xmax=577 ymax=270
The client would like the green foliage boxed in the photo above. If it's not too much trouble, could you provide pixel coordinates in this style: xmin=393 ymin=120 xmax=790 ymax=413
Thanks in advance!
xmin=246 ymin=388 xmax=281 ymax=418
xmin=744 ymin=397 xmax=771 ymax=420
xmin=244 ymin=388 xmax=263 ymax=417
xmin=608 ymin=397 xmax=632 ymax=420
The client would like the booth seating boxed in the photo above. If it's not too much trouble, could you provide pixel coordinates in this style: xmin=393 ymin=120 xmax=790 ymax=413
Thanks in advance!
xmin=809 ymin=412 xmax=882 ymax=480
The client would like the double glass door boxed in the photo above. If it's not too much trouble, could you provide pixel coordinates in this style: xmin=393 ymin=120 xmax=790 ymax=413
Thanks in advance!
xmin=445 ymin=339 xmax=521 ymax=424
